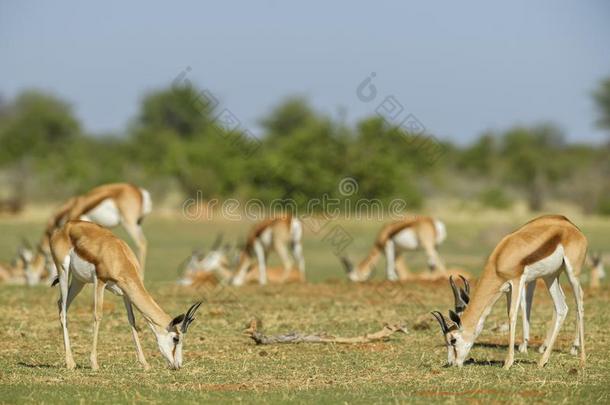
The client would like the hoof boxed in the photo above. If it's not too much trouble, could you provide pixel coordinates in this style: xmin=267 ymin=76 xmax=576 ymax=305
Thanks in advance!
xmin=570 ymin=345 xmax=579 ymax=356
xmin=538 ymin=345 xmax=547 ymax=354
xmin=518 ymin=342 xmax=528 ymax=354
xmin=66 ymin=360 xmax=76 ymax=370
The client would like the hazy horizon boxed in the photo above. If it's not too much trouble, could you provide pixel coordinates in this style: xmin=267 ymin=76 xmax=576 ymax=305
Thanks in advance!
xmin=2 ymin=1 xmax=610 ymax=144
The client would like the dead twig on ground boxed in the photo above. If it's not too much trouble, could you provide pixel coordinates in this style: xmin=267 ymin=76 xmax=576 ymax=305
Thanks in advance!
xmin=244 ymin=319 xmax=407 ymax=345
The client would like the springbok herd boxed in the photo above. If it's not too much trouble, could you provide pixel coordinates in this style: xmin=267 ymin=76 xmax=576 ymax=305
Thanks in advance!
xmin=0 ymin=182 xmax=606 ymax=371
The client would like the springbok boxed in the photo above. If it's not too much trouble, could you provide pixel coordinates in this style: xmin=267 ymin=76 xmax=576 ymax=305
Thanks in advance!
xmin=341 ymin=216 xmax=447 ymax=282
xmin=24 ymin=183 xmax=152 ymax=283
xmin=228 ymin=216 xmax=305 ymax=286
xmin=179 ymin=241 xmax=304 ymax=287
xmin=50 ymin=220 xmax=201 ymax=370
xmin=432 ymin=215 xmax=587 ymax=369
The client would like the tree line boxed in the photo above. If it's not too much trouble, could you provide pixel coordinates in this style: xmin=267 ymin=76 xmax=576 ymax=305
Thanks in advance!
xmin=0 ymin=77 xmax=609 ymax=215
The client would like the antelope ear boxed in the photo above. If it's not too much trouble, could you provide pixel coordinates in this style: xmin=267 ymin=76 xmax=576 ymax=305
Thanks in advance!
xmin=448 ymin=309 xmax=461 ymax=328
xmin=169 ymin=314 xmax=186 ymax=329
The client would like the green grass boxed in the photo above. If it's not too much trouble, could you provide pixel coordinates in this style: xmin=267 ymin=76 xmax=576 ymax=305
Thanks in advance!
xmin=1 ymin=215 xmax=609 ymax=404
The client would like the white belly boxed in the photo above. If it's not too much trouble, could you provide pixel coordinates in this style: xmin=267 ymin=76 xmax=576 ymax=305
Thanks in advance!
xmin=70 ymin=251 xmax=97 ymax=283
xmin=80 ymin=199 xmax=121 ymax=228
xmin=392 ymin=228 xmax=419 ymax=250
xmin=523 ymin=244 xmax=565 ymax=283
xmin=68 ymin=250 xmax=124 ymax=295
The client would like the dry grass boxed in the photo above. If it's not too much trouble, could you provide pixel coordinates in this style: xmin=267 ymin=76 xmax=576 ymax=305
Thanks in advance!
xmin=0 ymin=216 xmax=609 ymax=404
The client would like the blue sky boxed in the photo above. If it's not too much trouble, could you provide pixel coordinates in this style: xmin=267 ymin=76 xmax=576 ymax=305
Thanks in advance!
xmin=1 ymin=1 xmax=609 ymax=143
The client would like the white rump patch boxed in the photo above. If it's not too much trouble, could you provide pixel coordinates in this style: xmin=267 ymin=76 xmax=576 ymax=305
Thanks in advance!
xmin=434 ymin=220 xmax=447 ymax=245
xmin=82 ymin=198 xmax=121 ymax=228
xmin=139 ymin=188 xmax=153 ymax=216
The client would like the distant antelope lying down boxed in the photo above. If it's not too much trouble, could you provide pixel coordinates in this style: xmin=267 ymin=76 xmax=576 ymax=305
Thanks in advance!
xmin=341 ymin=216 xmax=447 ymax=282
xmin=22 ymin=183 xmax=152 ymax=285
xmin=432 ymin=215 xmax=587 ymax=369
xmin=0 ymin=247 xmax=30 ymax=284
xmin=50 ymin=220 xmax=201 ymax=370
xmin=179 ymin=217 xmax=305 ymax=286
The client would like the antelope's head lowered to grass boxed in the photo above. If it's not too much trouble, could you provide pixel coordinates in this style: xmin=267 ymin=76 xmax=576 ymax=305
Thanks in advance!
xmin=589 ymin=252 xmax=605 ymax=288
xmin=340 ymin=256 xmax=373 ymax=282
xmin=154 ymin=302 xmax=202 ymax=370
xmin=431 ymin=309 xmax=473 ymax=366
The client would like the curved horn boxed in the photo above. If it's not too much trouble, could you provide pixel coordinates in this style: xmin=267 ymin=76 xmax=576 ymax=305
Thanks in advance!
xmin=340 ymin=256 xmax=354 ymax=274
xmin=431 ymin=311 xmax=449 ymax=334
xmin=449 ymin=276 xmax=467 ymax=314
xmin=181 ymin=301 xmax=203 ymax=333
xmin=459 ymin=275 xmax=470 ymax=295
xmin=211 ymin=233 xmax=224 ymax=251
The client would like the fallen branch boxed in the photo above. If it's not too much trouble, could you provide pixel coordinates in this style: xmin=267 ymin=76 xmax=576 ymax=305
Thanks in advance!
xmin=244 ymin=319 xmax=408 ymax=345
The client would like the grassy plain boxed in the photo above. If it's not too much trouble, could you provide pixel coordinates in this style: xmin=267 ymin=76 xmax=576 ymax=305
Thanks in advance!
xmin=0 ymin=214 xmax=609 ymax=404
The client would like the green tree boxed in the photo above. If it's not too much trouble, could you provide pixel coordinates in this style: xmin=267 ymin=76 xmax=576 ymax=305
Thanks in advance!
xmin=593 ymin=77 xmax=610 ymax=135
xmin=500 ymin=124 xmax=567 ymax=211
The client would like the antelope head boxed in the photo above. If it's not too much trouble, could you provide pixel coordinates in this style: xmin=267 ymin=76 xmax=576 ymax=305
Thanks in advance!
xmin=431 ymin=309 xmax=472 ymax=366
xmin=153 ymin=301 xmax=202 ymax=370
xmin=18 ymin=239 xmax=40 ymax=286
xmin=432 ymin=278 xmax=474 ymax=366
xmin=590 ymin=252 xmax=606 ymax=280
xmin=340 ymin=256 xmax=372 ymax=282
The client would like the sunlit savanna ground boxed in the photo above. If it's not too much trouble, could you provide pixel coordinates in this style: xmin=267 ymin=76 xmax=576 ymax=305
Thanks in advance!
xmin=0 ymin=214 xmax=609 ymax=404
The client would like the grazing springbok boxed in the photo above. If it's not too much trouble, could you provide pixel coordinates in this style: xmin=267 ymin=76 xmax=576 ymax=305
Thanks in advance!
xmin=432 ymin=215 xmax=587 ymax=369
xmin=23 ymin=183 xmax=152 ymax=283
xmin=228 ymin=216 xmax=305 ymax=286
xmin=50 ymin=220 xmax=201 ymax=370
xmin=341 ymin=216 xmax=447 ymax=282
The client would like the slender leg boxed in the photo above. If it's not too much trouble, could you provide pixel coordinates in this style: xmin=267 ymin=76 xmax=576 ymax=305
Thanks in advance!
xmin=519 ymin=282 xmax=536 ymax=353
xmin=123 ymin=222 xmax=147 ymax=278
xmin=564 ymin=257 xmax=585 ymax=367
xmin=231 ymin=257 xmax=251 ymax=286
xmin=504 ymin=277 xmax=523 ymax=370
xmin=423 ymin=242 xmax=446 ymax=273
xmin=253 ymin=240 xmax=267 ymax=285
xmin=395 ymin=254 xmax=411 ymax=281
xmin=123 ymin=296 xmax=150 ymax=370
xmin=274 ymin=240 xmax=294 ymax=282
xmin=384 ymin=241 xmax=398 ymax=281
xmin=57 ymin=256 xmax=77 ymax=370
xmin=292 ymin=240 xmax=305 ymax=279
xmin=538 ymin=276 xmax=568 ymax=368
xmin=90 ymin=279 xmax=106 ymax=370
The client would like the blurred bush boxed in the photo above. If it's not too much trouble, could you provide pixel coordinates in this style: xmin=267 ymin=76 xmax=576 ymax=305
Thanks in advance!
xmin=0 ymin=76 xmax=609 ymax=214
